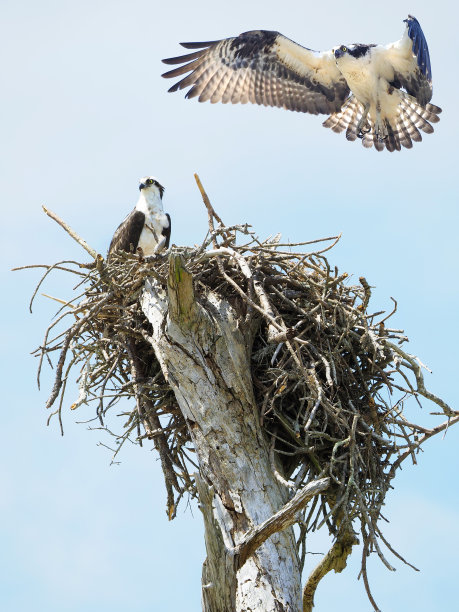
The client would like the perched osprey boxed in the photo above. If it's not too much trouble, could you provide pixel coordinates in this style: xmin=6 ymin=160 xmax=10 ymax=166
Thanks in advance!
xmin=108 ymin=177 xmax=171 ymax=257
xmin=162 ymin=15 xmax=441 ymax=152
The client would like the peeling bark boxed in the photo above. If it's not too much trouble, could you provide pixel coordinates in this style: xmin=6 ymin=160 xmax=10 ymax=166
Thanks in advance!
xmin=141 ymin=255 xmax=303 ymax=611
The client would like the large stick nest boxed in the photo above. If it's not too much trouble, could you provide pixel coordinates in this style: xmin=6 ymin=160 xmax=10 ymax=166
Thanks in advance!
xmin=23 ymin=182 xmax=456 ymax=609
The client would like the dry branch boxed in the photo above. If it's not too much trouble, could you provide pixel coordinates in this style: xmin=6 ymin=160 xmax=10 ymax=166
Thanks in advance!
xmin=42 ymin=206 xmax=98 ymax=259
xmin=234 ymin=477 xmax=330 ymax=570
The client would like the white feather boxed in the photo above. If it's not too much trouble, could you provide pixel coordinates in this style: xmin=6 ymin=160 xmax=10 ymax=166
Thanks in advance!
xmin=135 ymin=184 xmax=169 ymax=255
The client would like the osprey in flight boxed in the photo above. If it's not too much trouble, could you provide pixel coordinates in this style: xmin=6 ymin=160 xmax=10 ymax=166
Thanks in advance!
xmin=162 ymin=15 xmax=441 ymax=152
xmin=109 ymin=177 xmax=171 ymax=257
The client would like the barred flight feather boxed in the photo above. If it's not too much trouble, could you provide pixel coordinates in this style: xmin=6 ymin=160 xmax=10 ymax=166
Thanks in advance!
xmin=162 ymin=32 xmax=349 ymax=115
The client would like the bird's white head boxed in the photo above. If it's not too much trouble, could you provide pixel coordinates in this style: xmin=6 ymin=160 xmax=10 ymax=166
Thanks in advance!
xmin=333 ymin=45 xmax=349 ymax=61
xmin=138 ymin=176 xmax=165 ymax=199
xmin=333 ymin=44 xmax=373 ymax=65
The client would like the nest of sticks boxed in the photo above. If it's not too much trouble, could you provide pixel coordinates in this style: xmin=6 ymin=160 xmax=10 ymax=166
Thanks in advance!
xmin=22 ymin=177 xmax=456 ymax=610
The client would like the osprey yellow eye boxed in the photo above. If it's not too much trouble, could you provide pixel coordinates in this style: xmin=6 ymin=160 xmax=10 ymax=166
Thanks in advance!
xmin=146 ymin=178 xmax=153 ymax=185
xmin=341 ymin=45 xmax=347 ymax=52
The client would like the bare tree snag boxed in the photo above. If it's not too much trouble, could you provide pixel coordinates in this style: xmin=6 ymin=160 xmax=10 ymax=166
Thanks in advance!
xmin=141 ymin=256 xmax=309 ymax=610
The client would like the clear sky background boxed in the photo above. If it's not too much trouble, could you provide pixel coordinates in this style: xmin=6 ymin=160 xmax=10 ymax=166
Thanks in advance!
xmin=1 ymin=1 xmax=458 ymax=611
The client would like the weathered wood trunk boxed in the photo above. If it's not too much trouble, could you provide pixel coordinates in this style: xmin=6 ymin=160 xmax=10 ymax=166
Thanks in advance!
xmin=141 ymin=255 xmax=302 ymax=611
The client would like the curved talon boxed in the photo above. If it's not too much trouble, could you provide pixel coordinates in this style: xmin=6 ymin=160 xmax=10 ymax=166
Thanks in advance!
xmin=357 ymin=123 xmax=371 ymax=139
xmin=356 ymin=104 xmax=371 ymax=139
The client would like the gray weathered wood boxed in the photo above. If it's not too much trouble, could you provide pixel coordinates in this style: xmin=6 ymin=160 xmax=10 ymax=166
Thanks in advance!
xmin=141 ymin=254 xmax=303 ymax=611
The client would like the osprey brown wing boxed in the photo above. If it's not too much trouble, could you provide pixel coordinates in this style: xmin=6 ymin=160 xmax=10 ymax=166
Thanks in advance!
xmin=162 ymin=213 xmax=171 ymax=249
xmin=162 ymin=30 xmax=350 ymax=115
xmin=108 ymin=210 xmax=145 ymax=256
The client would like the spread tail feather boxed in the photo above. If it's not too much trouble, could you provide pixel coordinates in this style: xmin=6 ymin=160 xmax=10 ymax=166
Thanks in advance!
xmin=323 ymin=93 xmax=441 ymax=152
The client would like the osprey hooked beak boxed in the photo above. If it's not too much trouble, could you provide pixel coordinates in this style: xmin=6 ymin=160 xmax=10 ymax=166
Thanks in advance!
xmin=138 ymin=177 xmax=166 ymax=197
xmin=334 ymin=45 xmax=348 ymax=59
xmin=139 ymin=177 xmax=155 ymax=191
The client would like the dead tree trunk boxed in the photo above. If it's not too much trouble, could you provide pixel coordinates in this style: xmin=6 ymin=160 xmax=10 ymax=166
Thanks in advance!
xmin=141 ymin=255 xmax=304 ymax=611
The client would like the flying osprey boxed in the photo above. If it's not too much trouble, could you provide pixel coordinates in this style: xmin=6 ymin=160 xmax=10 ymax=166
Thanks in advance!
xmin=162 ymin=15 xmax=441 ymax=152
xmin=109 ymin=177 xmax=171 ymax=257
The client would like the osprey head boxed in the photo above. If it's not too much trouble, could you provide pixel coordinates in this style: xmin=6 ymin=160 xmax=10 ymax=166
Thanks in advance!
xmin=334 ymin=45 xmax=349 ymax=60
xmin=138 ymin=176 xmax=165 ymax=198
xmin=334 ymin=44 xmax=373 ymax=61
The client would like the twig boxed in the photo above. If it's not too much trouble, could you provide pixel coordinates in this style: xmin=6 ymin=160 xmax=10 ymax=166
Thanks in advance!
xmin=194 ymin=173 xmax=225 ymax=227
xmin=42 ymin=205 xmax=98 ymax=259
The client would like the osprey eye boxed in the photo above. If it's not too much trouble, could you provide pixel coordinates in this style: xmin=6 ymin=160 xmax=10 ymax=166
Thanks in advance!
xmin=341 ymin=46 xmax=347 ymax=52
xmin=146 ymin=178 xmax=153 ymax=185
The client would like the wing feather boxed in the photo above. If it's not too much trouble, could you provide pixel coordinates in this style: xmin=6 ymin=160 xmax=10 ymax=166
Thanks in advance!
xmin=108 ymin=210 xmax=145 ymax=256
xmin=197 ymin=67 xmax=224 ymax=102
xmin=381 ymin=16 xmax=434 ymax=106
xmin=180 ymin=40 xmax=221 ymax=50
xmin=323 ymin=96 xmax=364 ymax=136
xmin=162 ymin=213 xmax=172 ymax=249
xmin=221 ymin=70 xmax=241 ymax=104
xmin=162 ymin=30 xmax=350 ymax=115
xmin=211 ymin=69 xmax=234 ymax=103
xmin=162 ymin=50 xmax=205 ymax=65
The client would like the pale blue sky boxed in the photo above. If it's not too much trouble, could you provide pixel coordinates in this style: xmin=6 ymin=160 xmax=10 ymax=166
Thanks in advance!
xmin=2 ymin=1 xmax=458 ymax=611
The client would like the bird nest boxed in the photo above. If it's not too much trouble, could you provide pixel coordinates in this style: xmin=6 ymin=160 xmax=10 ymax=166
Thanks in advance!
xmin=23 ymin=178 xmax=456 ymax=610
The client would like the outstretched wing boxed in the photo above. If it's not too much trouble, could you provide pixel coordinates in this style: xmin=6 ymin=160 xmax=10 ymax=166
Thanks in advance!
xmin=108 ymin=209 xmax=145 ymax=256
xmin=162 ymin=30 xmax=350 ymax=115
xmin=381 ymin=15 xmax=434 ymax=106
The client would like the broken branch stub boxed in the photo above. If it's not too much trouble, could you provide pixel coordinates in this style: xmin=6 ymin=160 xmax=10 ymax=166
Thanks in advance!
xmin=168 ymin=254 xmax=197 ymax=328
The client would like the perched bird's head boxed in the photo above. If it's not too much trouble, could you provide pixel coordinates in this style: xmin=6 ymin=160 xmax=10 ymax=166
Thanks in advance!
xmin=138 ymin=176 xmax=165 ymax=198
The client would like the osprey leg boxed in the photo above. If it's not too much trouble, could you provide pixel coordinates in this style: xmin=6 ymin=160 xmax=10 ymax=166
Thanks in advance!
xmin=356 ymin=104 xmax=371 ymax=138
xmin=374 ymin=109 xmax=388 ymax=141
